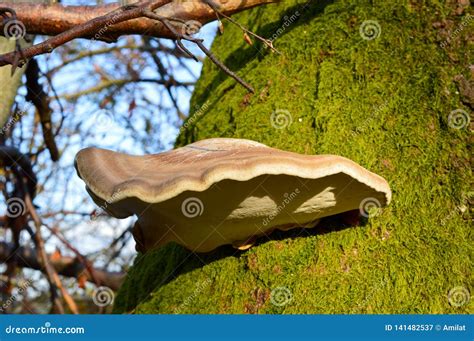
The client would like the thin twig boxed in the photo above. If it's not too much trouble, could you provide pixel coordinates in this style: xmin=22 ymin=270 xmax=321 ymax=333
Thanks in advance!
xmin=144 ymin=37 xmax=186 ymax=119
xmin=24 ymin=194 xmax=65 ymax=313
xmin=204 ymin=0 xmax=279 ymax=53
xmin=60 ymin=78 xmax=194 ymax=100
xmin=1 ymin=0 xmax=257 ymax=92
xmin=0 ymin=0 xmax=172 ymax=71
xmin=143 ymin=9 xmax=255 ymax=93
xmin=43 ymin=223 xmax=101 ymax=287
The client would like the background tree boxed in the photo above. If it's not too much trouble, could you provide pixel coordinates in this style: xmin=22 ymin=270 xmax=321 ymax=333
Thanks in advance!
xmin=0 ymin=0 xmax=274 ymax=313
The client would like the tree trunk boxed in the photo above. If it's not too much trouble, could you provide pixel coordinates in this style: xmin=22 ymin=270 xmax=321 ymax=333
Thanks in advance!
xmin=0 ymin=37 xmax=30 ymax=128
xmin=114 ymin=0 xmax=472 ymax=314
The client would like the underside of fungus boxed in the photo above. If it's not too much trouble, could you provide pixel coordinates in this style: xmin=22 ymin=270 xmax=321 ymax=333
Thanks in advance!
xmin=75 ymin=138 xmax=392 ymax=253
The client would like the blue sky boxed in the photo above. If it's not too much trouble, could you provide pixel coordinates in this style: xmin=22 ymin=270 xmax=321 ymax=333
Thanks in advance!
xmin=1 ymin=1 xmax=219 ymax=296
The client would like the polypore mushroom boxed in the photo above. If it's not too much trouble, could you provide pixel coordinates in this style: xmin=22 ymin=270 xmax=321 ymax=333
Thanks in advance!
xmin=75 ymin=138 xmax=391 ymax=253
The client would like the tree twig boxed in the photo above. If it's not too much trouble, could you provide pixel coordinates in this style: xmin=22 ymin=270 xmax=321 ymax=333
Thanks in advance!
xmin=25 ymin=58 xmax=59 ymax=162
xmin=0 ymin=0 xmax=275 ymax=92
xmin=143 ymin=9 xmax=255 ymax=92
xmin=60 ymin=78 xmax=194 ymax=101
xmin=0 ymin=0 xmax=172 ymax=71
xmin=0 ymin=241 xmax=125 ymax=291
xmin=24 ymin=193 xmax=65 ymax=314
xmin=203 ymin=0 xmax=279 ymax=53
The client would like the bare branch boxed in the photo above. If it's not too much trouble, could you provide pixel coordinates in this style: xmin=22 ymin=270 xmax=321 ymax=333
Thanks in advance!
xmin=24 ymin=193 xmax=65 ymax=313
xmin=203 ymin=0 xmax=279 ymax=53
xmin=0 ymin=241 xmax=125 ymax=291
xmin=25 ymin=58 xmax=59 ymax=162
xmin=47 ymin=44 xmax=198 ymax=76
xmin=0 ymin=1 xmax=172 ymax=69
xmin=143 ymin=9 xmax=255 ymax=92
xmin=0 ymin=0 xmax=277 ymax=68
xmin=60 ymin=78 xmax=194 ymax=101
xmin=0 ymin=1 xmax=277 ymax=39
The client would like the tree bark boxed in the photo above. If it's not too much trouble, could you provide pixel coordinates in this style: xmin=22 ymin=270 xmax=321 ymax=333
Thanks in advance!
xmin=0 ymin=1 xmax=278 ymax=40
xmin=0 ymin=37 xmax=30 ymax=128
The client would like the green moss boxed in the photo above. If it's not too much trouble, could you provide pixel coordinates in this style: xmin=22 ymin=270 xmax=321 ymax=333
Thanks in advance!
xmin=113 ymin=0 xmax=472 ymax=314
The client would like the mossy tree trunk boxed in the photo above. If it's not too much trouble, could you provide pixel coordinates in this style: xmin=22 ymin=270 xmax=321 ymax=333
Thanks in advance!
xmin=0 ymin=37 xmax=31 ymax=128
xmin=114 ymin=0 xmax=472 ymax=314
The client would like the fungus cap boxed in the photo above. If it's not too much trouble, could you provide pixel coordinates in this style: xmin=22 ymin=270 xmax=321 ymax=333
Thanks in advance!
xmin=75 ymin=138 xmax=391 ymax=252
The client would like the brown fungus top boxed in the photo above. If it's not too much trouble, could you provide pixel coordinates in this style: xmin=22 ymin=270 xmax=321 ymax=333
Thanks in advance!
xmin=75 ymin=138 xmax=391 ymax=252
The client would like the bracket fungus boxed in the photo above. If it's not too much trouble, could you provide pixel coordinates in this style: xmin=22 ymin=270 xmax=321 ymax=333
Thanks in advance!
xmin=75 ymin=138 xmax=391 ymax=253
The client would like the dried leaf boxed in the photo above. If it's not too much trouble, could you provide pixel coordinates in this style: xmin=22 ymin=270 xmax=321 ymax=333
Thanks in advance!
xmin=218 ymin=20 xmax=224 ymax=35
xmin=77 ymin=272 xmax=87 ymax=289
xmin=51 ymin=248 xmax=62 ymax=261
xmin=243 ymin=33 xmax=253 ymax=46
xmin=128 ymin=99 xmax=136 ymax=117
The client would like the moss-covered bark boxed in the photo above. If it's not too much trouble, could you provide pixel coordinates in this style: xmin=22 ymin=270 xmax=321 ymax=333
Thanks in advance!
xmin=0 ymin=37 xmax=30 ymax=127
xmin=114 ymin=0 xmax=472 ymax=314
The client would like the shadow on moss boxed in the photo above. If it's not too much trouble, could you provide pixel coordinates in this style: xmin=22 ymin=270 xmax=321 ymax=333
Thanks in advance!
xmin=113 ymin=212 xmax=363 ymax=313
